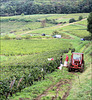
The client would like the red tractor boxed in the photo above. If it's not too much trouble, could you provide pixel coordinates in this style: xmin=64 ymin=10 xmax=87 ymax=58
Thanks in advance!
xmin=68 ymin=52 xmax=84 ymax=72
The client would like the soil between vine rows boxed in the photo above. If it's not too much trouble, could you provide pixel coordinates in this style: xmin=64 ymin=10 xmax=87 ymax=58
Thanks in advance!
xmin=33 ymin=72 xmax=76 ymax=100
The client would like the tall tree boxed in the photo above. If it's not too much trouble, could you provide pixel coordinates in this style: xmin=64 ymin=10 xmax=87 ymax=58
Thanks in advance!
xmin=87 ymin=12 xmax=92 ymax=37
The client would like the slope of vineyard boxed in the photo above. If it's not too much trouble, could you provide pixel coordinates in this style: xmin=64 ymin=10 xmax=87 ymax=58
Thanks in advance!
xmin=0 ymin=13 xmax=91 ymax=100
xmin=0 ymin=39 xmax=73 ymax=99
xmin=8 ymin=40 xmax=92 ymax=100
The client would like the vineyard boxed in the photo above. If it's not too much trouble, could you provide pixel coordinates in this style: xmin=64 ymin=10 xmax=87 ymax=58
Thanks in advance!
xmin=1 ymin=13 xmax=89 ymax=36
xmin=0 ymin=38 xmax=73 ymax=99
xmin=0 ymin=39 xmax=71 ymax=56
xmin=0 ymin=13 xmax=92 ymax=100
xmin=4 ymin=40 xmax=91 ymax=100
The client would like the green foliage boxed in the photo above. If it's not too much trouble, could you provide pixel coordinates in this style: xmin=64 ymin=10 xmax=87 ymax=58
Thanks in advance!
xmin=0 ymin=13 xmax=91 ymax=100
xmin=78 ymin=15 xmax=83 ymax=21
xmin=87 ymin=12 xmax=92 ymax=35
xmin=69 ymin=18 xmax=76 ymax=23
xmin=1 ymin=0 xmax=92 ymax=16
xmin=45 ymin=18 xmax=58 ymax=24
xmin=0 ymin=39 xmax=71 ymax=56
xmin=71 ymin=48 xmax=75 ymax=53
xmin=6 ymin=40 xmax=91 ymax=100
xmin=0 ymin=39 xmax=72 ymax=99
xmin=0 ymin=51 xmax=60 ymax=99
xmin=52 ymin=30 xmax=59 ymax=35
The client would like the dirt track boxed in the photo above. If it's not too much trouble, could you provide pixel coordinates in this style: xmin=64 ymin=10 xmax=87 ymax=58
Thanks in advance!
xmin=33 ymin=72 xmax=76 ymax=100
xmin=33 ymin=79 xmax=71 ymax=100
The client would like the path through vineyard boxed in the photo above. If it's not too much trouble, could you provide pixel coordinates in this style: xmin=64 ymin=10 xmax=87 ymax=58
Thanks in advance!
xmin=34 ymin=71 xmax=76 ymax=100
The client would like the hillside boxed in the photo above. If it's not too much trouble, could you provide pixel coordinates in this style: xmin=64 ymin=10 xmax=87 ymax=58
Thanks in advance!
xmin=1 ymin=0 xmax=92 ymax=16
xmin=0 ymin=13 xmax=92 ymax=100
xmin=0 ymin=13 xmax=89 ymax=37
xmin=8 ymin=40 xmax=91 ymax=100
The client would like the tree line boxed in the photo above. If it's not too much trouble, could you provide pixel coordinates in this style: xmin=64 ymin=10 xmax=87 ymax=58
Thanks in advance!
xmin=1 ymin=0 xmax=92 ymax=16
xmin=87 ymin=12 xmax=92 ymax=39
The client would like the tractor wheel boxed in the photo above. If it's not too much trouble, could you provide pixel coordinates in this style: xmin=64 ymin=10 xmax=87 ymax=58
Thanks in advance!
xmin=80 ymin=64 xmax=84 ymax=73
xmin=68 ymin=64 xmax=71 ymax=72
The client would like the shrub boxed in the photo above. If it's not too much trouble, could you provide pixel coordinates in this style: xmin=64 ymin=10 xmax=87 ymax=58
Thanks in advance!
xmin=69 ymin=18 xmax=76 ymax=23
xmin=64 ymin=49 xmax=69 ymax=53
xmin=52 ymin=30 xmax=59 ymax=35
xmin=71 ymin=48 xmax=75 ymax=53
xmin=78 ymin=16 xmax=83 ymax=21
xmin=45 ymin=18 xmax=58 ymax=24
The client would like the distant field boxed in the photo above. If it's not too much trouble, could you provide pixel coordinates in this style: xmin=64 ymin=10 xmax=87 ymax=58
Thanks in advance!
xmin=1 ymin=21 xmax=53 ymax=35
xmin=28 ymin=19 xmax=90 ymax=38
xmin=58 ymin=21 xmax=90 ymax=38
xmin=1 ymin=13 xmax=89 ymax=36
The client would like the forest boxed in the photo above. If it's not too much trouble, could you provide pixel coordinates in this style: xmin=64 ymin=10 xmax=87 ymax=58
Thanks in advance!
xmin=1 ymin=0 xmax=92 ymax=16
